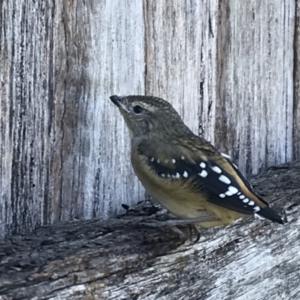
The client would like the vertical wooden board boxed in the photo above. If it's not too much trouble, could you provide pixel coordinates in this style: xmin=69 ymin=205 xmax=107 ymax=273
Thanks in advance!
xmin=0 ymin=0 xmax=145 ymax=237
xmin=0 ymin=0 xmax=55 ymax=237
xmin=85 ymin=0 xmax=146 ymax=219
xmin=294 ymin=0 xmax=300 ymax=159
xmin=144 ymin=0 xmax=219 ymax=139
xmin=49 ymin=0 xmax=145 ymax=223
xmin=216 ymin=0 xmax=294 ymax=175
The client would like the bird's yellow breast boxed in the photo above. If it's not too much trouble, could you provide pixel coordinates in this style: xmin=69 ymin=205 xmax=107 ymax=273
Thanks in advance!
xmin=131 ymin=149 xmax=242 ymax=227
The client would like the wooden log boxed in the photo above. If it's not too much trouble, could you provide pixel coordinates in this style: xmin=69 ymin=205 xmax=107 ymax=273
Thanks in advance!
xmin=0 ymin=162 xmax=299 ymax=300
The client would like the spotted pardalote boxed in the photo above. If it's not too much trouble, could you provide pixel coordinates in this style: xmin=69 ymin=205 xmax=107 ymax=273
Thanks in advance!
xmin=110 ymin=95 xmax=284 ymax=229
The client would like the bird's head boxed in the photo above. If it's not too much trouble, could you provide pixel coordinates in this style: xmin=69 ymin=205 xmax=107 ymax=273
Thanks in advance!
xmin=110 ymin=95 xmax=192 ymax=139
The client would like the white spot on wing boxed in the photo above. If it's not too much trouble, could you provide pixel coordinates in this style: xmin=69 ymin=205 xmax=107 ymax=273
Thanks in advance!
xmin=151 ymin=157 xmax=155 ymax=162
xmin=181 ymin=156 xmax=185 ymax=160
xmin=157 ymin=159 xmax=160 ymax=163
xmin=183 ymin=171 xmax=188 ymax=178
xmin=175 ymin=172 xmax=180 ymax=178
xmin=228 ymin=186 xmax=239 ymax=194
xmin=219 ymin=175 xmax=231 ymax=184
xmin=200 ymin=162 xmax=206 ymax=168
xmin=198 ymin=170 xmax=208 ymax=178
xmin=212 ymin=166 xmax=222 ymax=174
xmin=248 ymin=201 xmax=255 ymax=206
xmin=225 ymin=191 xmax=233 ymax=196
xmin=243 ymin=198 xmax=249 ymax=203
xmin=219 ymin=193 xmax=226 ymax=198
xmin=161 ymin=174 xmax=165 ymax=177
xmin=239 ymin=195 xmax=245 ymax=199
xmin=172 ymin=159 xmax=176 ymax=164
xmin=253 ymin=206 xmax=260 ymax=212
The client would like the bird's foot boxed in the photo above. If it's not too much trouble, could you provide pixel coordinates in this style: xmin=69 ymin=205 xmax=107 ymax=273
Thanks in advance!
xmin=140 ymin=216 xmax=215 ymax=242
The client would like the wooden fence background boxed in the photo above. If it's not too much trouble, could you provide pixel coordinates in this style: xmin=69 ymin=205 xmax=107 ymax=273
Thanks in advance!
xmin=0 ymin=0 xmax=299 ymax=238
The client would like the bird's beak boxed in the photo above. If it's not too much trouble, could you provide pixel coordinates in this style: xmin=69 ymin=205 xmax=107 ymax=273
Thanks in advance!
xmin=110 ymin=95 xmax=129 ymax=112
xmin=110 ymin=95 xmax=122 ymax=107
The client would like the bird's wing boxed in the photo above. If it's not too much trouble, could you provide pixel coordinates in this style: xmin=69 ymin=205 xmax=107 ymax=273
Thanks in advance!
xmin=137 ymin=137 xmax=283 ymax=224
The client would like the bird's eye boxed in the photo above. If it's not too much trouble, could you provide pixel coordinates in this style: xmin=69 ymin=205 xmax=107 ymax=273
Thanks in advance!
xmin=133 ymin=105 xmax=144 ymax=114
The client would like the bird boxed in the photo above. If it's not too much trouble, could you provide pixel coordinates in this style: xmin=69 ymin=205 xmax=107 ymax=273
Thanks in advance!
xmin=110 ymin=95 xmax=284 ymax=237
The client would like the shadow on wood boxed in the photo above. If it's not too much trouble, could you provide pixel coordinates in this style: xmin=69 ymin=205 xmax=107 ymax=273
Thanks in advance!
xmin=0 ymin=162 xmax=299 ymax=300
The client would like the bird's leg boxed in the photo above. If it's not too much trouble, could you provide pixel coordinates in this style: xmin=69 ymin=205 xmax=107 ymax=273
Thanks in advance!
xmin=168 ymin=226 xmax=187 ymax=239
xmin=188 ymin=224 xmax=201 ymax=243
xmin=140 ymin=216 xmax=217 ymax=242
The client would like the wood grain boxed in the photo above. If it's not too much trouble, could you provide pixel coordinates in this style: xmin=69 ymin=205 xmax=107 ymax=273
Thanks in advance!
xmin=0 ymin=162 xmax=299 ymax=300
xmin=144 ymin=0 xmax=219 ymax=140
xmin=0 ymin=0 xmax=145 ymax=238
xmin=50 ymin=0 xmax=145 ymax=224
xmin=0 ymin=0 xmax=56 ymax=237
xmin=215 ymin=0 xmax=295 ymax=175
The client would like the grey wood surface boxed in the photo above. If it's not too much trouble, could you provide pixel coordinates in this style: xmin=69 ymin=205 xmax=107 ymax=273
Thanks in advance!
xmin=215 ymin=0 xmax=295 ymax=175
xmin=0 ymin=1 xmax=299 ymax=238
xmin=0 ymin=162 xmax=299 ymax=300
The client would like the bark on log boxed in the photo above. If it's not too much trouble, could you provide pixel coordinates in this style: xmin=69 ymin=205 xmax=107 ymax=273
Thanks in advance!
xmin=0 ymin=162 xmax=299 ymax=300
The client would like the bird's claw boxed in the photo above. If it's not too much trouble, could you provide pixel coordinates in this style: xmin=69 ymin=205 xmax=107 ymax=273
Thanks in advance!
xmin=140 ymin=219 xmax=201 ymax=243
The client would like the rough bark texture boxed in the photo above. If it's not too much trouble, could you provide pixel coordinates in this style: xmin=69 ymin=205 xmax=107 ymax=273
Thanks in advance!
xmin=0 ymin=162 xmax=299 ymax=300
xmin=0 ymin=0 xmax=299 ymax=239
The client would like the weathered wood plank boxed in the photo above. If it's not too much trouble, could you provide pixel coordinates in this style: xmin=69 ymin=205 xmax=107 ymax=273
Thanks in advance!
xmin=0 ymin=162 xmax=299 ymax=300
xmin=0 ymin=0 xmax=56 ymax=237
xmin=144 ymin=0 xmax=219 ymax=139
xmin=0 ymin=0 xmax=145 ymax=238
xmin=50 ymin=0 xmax=145 ymax=223
xmin=215 ymin=0 xmax=295 ymax=175
xmin=144 ymin=0 xmax=295 ymax=177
